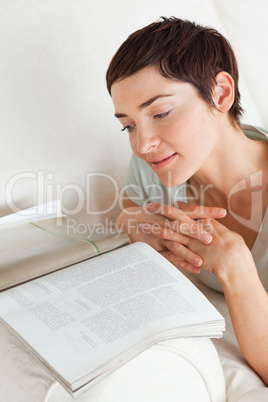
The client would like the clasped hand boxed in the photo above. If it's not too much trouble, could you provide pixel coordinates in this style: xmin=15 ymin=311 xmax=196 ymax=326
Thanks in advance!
xmin=117 ymin=201 xmax=251 ymax=277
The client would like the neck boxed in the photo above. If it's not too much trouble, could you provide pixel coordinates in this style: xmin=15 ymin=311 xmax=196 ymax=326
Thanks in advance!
xmin=189 ymin=120 xmax=268 ymax=207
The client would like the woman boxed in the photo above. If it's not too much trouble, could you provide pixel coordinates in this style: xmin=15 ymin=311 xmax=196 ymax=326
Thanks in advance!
xmin=106 ymin=17 xmax=268 ymax=385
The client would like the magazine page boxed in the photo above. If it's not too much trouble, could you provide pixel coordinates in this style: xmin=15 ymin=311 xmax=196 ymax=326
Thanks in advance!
xmin=37 ymin=217 xmax=130 ymax=255
xmin=0 ymin=242 xmax=224 ymax=395
xmin=0 ymin=200 xmax=62 ymax=225
xmin=0 ymin=216 xmax=129 ymax=291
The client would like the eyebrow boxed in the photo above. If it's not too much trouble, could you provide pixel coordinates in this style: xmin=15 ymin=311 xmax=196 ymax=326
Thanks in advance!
xmin=114 ymin=94 xmax=174 ymax=118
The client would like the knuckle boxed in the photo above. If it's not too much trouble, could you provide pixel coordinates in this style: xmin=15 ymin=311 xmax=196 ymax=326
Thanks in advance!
xmin=178 ymin=260 xmax=187 ymax=269
xmin=165 ymin=253 xmax=177 ymax=264
xmin=173 ymin=206 xmax=185 ymax=218
xmin=168 ymin=241 xmax=182 ymax=254
xmin=158 ymin=227 xmax=169 ymax=238
xmin=223 ymin=231 xmax=245 ymax=255
xmin=167 ymin=205 xmax=178 ymax=218
xmin=154 ymin=244 xmax=167 ymax=252
xmin=179 ymin=222 xmax=190 ymax=235
xmin=149 ymin=238 xmax=166 ymax=252
xmin=175 ymin=209 xmax=186 ymax=219
xmin=181 ymin=234 xmax=191 ymax=246
xmin=231 ymin=231 xmax=245 ymax=246
xmin=184 ymin=249 xmax=194 ymax=262
xmin=191 ymin=206 xmax=199 ymax=217
xmin=174 ymin=200 xmax=184 ymax=209
xmin=168 ymin=220 xmax=179 ymax=232
xmin=232 ymin=231 xmax=243 ymax=240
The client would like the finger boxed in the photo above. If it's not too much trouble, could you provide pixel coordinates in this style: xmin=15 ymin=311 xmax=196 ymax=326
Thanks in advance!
xmin=141 ymin=212 xmax=213 ymax=245
xmin=161 ymin=240 xmax=203 ymax=268
xmin=128 ymin=227 xmax=168 ymax=253
xmin=173 ymin=201 xmax=226 ymax=219
xmin=147 ymin=202 xmax=192 ymax=222
xmin=139 ymin=223 xmax=192 ymax=244
xmin=160 ymin=250 xmax=201 ymax=274
xmin=120 ymin=210 xmax=174 ymax=229
xmin=139 ymin=223 xmax=212 ymax=250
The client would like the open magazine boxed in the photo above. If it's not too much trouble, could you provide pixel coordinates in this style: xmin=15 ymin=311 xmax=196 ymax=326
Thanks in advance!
xmin=0 ymin=202 xmax=129 ymax=291
xmin=0 ymin=204 xmax=225 ymax=397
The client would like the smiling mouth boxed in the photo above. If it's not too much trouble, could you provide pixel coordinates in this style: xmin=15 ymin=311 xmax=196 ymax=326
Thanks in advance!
xmin=153 ymin=154 xmax=176 ymax=164
xmin=150 ymin=153 xmax=177 ymax=169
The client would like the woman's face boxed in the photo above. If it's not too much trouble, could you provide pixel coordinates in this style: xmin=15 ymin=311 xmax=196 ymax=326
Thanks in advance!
xmin=111 ymin=66 xmax=220 ymax=187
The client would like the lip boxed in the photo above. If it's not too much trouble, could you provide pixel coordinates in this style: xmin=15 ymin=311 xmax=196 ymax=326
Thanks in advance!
xmin=148 ymin=153 xmax=177 ymax=170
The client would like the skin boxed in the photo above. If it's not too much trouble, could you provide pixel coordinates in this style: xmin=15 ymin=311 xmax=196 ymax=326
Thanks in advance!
xmin=111 ymin=66 xmax=268 ymax=384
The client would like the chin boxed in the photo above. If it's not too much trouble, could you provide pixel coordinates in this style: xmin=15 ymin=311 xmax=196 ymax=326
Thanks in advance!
xmin=158 ymin=172 xmax=189 ymax=188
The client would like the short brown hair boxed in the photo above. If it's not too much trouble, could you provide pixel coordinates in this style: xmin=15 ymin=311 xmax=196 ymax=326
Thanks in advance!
xmin=106 ymin=17 xmax=243 ymax=125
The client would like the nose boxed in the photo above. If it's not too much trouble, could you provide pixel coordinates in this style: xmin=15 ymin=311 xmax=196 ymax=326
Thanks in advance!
xmin=135 ymin=126 xmax=161 ymax=154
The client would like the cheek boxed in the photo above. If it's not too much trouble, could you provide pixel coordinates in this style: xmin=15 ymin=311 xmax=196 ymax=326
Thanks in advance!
xmin=166 ymin=126 xmax=193 ymax=153
xmin=172 ymin=115 xmax=217 ymax=154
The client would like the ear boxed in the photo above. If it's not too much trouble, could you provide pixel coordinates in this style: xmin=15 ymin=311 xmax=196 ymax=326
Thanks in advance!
xmin=213 ymin=71 xmax=235 ymax=113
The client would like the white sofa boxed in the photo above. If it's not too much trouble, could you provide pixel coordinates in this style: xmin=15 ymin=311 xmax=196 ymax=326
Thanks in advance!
xmin=0 ymin=1 xmax=267 ymax=401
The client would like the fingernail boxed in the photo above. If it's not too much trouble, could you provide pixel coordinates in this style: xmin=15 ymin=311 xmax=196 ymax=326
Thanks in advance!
xmin=193 ymin=257 xmax=202 ymax=266
xmin=192 ymin=267 xmax=200 ymax=274
xmin=218 ymin=209 xmax=226 ymax=216
xmin=203 ymin=234 xmax=212 ymax=243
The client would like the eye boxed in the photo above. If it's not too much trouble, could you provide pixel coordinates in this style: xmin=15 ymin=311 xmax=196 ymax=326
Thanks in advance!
xmin=121 ymin=124 xmax=136 ymax=133
xmin=153 ymin=110 xmax=171 ymax=119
